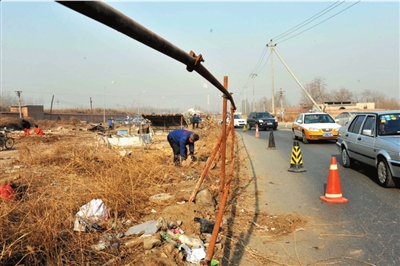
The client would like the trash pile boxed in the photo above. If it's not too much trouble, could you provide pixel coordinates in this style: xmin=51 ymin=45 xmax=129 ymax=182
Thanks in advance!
xmin=71 ymin=198 xmax=220 ymax=265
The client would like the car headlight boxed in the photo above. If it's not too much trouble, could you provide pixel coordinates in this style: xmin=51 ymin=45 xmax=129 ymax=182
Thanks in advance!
xmin=258 ymin=120 xmax=263 ymax=123
xmin=309 ymin=128 xmax=320 ymax=132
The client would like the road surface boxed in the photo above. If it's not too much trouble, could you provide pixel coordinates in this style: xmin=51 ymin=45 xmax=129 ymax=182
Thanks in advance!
xmin=235 ymin=124 xmax=400 ymax=266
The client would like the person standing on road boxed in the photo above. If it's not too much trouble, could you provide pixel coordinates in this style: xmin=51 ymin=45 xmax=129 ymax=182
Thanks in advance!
xmin=21 ymin=119 xmax=31 ymax=136
xmin=34 ymin=125 xmax=44 ymax=136
xmin=167 ymin=129 xmax=199 ymax=166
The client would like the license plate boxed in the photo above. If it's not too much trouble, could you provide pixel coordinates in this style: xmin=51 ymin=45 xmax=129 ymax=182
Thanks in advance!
xmin=267 ymin=122 xmax=272 ymax=125
xmin=323 ymin=133 xmax=333 ymax=137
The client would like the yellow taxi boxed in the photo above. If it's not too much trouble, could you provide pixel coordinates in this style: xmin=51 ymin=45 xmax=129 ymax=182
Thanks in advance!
xmin=292 ymin=112 xmax=341 ymax=144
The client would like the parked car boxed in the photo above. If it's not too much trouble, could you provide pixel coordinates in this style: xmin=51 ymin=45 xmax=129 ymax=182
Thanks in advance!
xmin=336 ymin=111 xmax=400 ymax=187
xmin=233 ymin=114 xmax=246 ymax=128
xmin=246 ymin=112 xmax=278 ymax=130
xmin=335 ymin=111 xmax=361 ymax=126
xmin=292 ymin=112 xmax=341 ymax=144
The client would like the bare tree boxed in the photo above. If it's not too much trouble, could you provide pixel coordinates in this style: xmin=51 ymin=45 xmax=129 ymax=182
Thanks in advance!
xmin=376 ymin=97 xmax=400 ymax=109
xmin=0 ymin=91 xmax=19 ymax=111
xmin=328 ymin=87 xmax=354 ymax=102
xmin=299 ymin=77 xmax=328 ymax=106
xmin=358 ymin=89 xmax=385 ymax=103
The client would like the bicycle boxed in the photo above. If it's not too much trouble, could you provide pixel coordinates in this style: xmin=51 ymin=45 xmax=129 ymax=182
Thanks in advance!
xmin=0 ymin=128 xmax=15 ymax=150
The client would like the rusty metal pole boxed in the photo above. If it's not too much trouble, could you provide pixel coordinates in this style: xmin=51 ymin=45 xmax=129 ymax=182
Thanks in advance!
xmin=189 ymin=135 xmax=222 ymax=203
xmin=189 ymin=117 xmax=235 ymax=202
xmin=203 ymin=119 xmax=236 ymax=265
xmin=220 ymin=76 xmax=228 ymax=192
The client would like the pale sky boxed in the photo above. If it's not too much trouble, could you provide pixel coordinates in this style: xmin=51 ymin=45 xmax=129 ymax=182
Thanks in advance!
xmin=1 ymin=1 xmax=399 ymax=114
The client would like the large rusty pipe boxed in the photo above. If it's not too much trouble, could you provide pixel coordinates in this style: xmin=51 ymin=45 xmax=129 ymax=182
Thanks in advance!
xmin=57 ymin=1 xmax=236 ymax=109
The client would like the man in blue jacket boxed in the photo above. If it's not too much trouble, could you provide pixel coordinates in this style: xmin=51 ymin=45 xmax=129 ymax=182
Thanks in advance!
xmin=167 ymin=129 xmax=200 ymax=166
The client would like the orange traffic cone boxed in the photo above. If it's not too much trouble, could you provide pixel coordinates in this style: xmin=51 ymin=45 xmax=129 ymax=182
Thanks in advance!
xmin=320 ymin=157 xmax=349 ymax=204
xmin=255 ymin=124 xmax=259 ymax=138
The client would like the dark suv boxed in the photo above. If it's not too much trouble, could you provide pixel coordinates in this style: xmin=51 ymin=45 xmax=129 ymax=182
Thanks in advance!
xmin=246 ymin=112 xmax=278 ymax=130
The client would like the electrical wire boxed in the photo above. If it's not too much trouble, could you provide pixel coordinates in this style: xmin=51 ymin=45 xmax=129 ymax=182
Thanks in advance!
xmin=273 ymin=1 xmax=344 ymax=42
xmin=278 ymin=1 xmax=360 ymax=44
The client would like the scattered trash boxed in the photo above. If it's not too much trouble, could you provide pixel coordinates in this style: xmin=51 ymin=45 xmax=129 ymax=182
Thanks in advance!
xmin=166 ymin=230 xmax=203 ymax=248
xmin=0 ymin=182 xmax=15 ymax=202
xmin=125 ymin=219 xmax=161 ymax=237
xmin=160 ymin=231 xmax=179 ymax=246
xmin=194 ymin=217 xmax=216 ymax=234
xmin=91 ymin=233 xmax=120 ymax=251
xmin=73 ymin=199 xmax=109 ymax=232
xmin=179 ymin=243 xmax=206 ymax=263
xmin=74 ymin=217 xmax=105 ymax=232
xmin=157 ymin=217 xmax=181 ymax=231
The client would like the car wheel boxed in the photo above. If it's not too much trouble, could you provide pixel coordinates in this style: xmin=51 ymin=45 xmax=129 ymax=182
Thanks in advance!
xmin=341 ymin=147 xmax=353 ymax=168
xmin=292 ymin=130 xmax=297 ymax=140
xmin=273 ymin=127 xmax=277 ymax=131
xmin=377 ymin=158 xmax=395 ymax=188
xmin=302 ymin=131 xmax=308 ymax=144
xmin=246 ymin=123 xmax=251 ymax=130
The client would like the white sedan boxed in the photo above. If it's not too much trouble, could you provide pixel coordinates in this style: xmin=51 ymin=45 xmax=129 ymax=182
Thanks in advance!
xmin=233 ymin=114 xmax=246 ymax=128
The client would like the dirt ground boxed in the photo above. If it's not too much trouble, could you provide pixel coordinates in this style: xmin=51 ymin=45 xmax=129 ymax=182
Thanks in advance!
xmin=0 ymin=119 xmax=306 ymax=266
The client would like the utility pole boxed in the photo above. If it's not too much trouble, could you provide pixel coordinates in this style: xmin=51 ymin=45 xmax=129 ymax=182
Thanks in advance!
xmin=279 ymin=88 xmax=285 ymax=122
xmin=267 ymin=40 xmax=276 ymax=115
xmin=90 ymin=97 xmax=93 ymax=123
xmin=244 ymin=86 xmax=247 ymax=114
xmin=250 ymin=73 xmax=257 ymax=112
xmin=273 ymin=48 xmax=322 ymax=112
xmin=15 ymin=91 xmax=22 ymax=118
xmin=279 ymin=88 xmax=284 ymax=111
xmin=50 ymin=95 xmax=54 ymax=120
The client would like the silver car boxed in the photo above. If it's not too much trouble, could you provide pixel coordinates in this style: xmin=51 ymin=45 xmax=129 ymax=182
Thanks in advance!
xmin=335 ymin=111 xmax=361 ymax=126
xmin=336 ymin=111 xmax=400 ymax=187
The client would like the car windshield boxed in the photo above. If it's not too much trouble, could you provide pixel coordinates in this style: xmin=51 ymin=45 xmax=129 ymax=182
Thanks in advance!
xmin=234 ymin=114 xmax=243 ymax=119
xmin=304 ymin=114 xmax=335 ymax=124
xmin=378 ymin=113 xmax=400 ymax=136
xmin=256 ymin=113 xmax=272 ymax=118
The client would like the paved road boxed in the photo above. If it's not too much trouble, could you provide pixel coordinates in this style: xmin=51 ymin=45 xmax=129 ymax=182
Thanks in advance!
xmin=235 ymin=125 xmax=400 ymax=266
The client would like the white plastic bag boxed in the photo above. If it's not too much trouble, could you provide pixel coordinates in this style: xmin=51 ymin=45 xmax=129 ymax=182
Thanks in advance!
xmin=76 ymin=199 xmax=109 ymax=222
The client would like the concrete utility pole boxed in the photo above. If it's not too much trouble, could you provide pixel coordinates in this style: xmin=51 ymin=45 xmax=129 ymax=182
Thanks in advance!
xmin=15 ymin=91 xmax=22 ymax=118
xmin=279 ymin=88 xmax=284 ymax=111
xmin=50 ymin=95 xmax=54 ymax=120
xmin=250 ymin=73 xmax=257 ymax=112
xmin=244 ymin=86 xmax=247 ymax=114
xmin=273 ymin=48 xmax=322 ymax=112
xmin=267 ymin=40 xmax=276 ymax=115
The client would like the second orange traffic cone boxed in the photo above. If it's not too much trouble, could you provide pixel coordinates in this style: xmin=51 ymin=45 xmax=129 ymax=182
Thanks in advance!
xmin=255 ymin=124 xmax=259 ymax=138
xmin=319 ymin=157 xmax=349 ymax=204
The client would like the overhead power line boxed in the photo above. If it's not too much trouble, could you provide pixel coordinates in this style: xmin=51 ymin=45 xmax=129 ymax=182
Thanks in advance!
xmin=273 ymin=0 xmax=345 ymax=42
xmin=277 ymin=1 xmax=361 ymax=44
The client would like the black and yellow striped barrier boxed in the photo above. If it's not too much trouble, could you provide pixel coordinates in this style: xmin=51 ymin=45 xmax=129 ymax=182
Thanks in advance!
xmin=288 ymin=141 xmax=306 ymax=173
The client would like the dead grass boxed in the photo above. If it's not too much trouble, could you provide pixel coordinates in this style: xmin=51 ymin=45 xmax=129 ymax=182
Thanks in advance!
xmin=0 ymin=118 xmax=306 ymax=265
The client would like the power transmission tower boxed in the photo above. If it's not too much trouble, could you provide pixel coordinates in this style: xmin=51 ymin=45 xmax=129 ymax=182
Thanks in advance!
xmin=15 ymin=91 xmax=22 ymax=118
